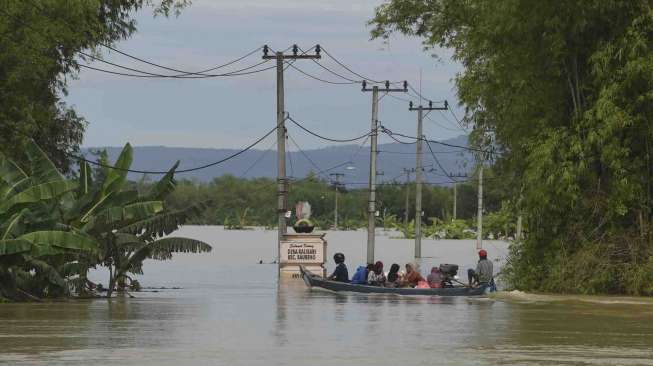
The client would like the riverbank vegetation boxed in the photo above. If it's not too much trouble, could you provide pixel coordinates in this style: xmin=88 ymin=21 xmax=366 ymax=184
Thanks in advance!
xmin=371 ymin=0 xmax=653 ymax=295
xmin=0 ymin=142 xmax=211 ymax=302
xmin=160 ymin=172 xmax=514 ymax=239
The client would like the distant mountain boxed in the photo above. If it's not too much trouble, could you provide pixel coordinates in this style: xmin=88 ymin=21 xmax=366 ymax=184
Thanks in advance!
xmin=84 ymin=135 xmax=473 ymax=186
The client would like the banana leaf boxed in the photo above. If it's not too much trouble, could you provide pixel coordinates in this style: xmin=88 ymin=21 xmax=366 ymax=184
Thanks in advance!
xmin=77 ymin=160 xmax=93 ymax=196
xmin=0 ymin=151 xmax=28 ymax=186
xmin=102 ymin=143 xmax=133 ymax=196
xmin=146 ymin=161 xmax=179 ymax=200
xmin=0 ymin=239 xmax=32 ymax=256
xmin=0 ymin=180 xmax=78 ymax=214
xmin=18 ymin=231 xmax=100 ymax=255
xmin=0 ymin=209 xmax=27 ymax=240
xmin=83 ymin=201 xmax=164 ymax=231
xmin=25 ymin=140 xmax=63 ymax=184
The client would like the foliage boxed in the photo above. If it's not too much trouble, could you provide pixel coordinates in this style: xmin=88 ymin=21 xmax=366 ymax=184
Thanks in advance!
xmin=371 ymin=0 xmax=653 ymax=294
xmin=0 ymin=0 xmax=190 ymax=173
xmin=0 ymin=140 xmax=211 ymax=301
xmin=164 ymin=175 xmax=505 ymax=230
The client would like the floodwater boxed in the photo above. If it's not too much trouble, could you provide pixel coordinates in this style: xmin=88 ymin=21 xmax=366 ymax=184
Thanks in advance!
xmin=1 ymin=226 xmax=653 ymax=365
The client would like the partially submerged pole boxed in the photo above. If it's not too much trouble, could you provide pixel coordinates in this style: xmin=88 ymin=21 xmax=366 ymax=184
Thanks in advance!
xmin=366 ymin=86 xmax=379 ymax=264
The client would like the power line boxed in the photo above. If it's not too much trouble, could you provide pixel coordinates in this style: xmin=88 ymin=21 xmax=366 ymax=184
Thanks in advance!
xmin=286 ymin=115 xmax=371 ymax=143
xmin=425 ymin=113 xmax=465 ymax=133
xmin=286 ymin=62 xmax=358 ymax=85
xmin=239 ymin=138 xmax=276 ymax=178
xmin=72 ymin=124 xmax=280 ymax=174
xmin=287 ymin=134 xmax=328 ymax=179
xmin=320 ymin=46 xmax=402 ymax=85
xmin=6 ymin=3 xmax=274 ymax=80
xmin=79 ymin=59 xmax=274 ymax=78
xmin=297 ymin=46 xmax=362 ymax=84
xmin=425 ymin=139 xmax=457 ymax=183
xmin=379 ymin=126 xmax=495 ymax=154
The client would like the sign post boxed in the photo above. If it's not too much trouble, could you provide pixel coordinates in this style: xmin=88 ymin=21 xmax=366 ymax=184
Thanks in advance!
xmin=279 ymin=233 xmax=327 ymax=279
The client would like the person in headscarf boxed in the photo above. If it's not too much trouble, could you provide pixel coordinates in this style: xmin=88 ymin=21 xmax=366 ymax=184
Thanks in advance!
xmin=367 ymin=261 xmax=386 ymax=286
xmin=427 ymin=267 xmax=443 ymax=288
xmin=401 ymin=263 xmax=425 ymax=287
xmin=386 ymin=263 xmax=401 ymax=287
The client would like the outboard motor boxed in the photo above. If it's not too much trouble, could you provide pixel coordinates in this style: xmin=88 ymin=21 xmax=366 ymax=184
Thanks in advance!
xmin=438 ymin=263 xmax=459 ymax=287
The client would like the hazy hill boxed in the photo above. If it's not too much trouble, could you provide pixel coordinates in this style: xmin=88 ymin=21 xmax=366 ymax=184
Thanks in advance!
xmin=84 ymin=135 xmax=472 ymax=185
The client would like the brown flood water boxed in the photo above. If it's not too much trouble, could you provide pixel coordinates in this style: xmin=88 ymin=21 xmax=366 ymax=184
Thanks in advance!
xmin=1 ymin=226 xmax=652 ymax=365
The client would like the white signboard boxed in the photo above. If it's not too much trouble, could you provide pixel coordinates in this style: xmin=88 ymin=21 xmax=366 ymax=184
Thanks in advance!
xmin=280 ymin=241 xmax=324 ymax=264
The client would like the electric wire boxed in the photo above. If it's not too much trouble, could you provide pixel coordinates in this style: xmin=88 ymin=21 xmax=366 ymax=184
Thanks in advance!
xmin=22 ymin=0 xmax=272 ymax=78
xmin=425 ymin=113 xmax=465 ymax=133
xmin=79 ymin=59 xmax=274 ymax=78
xmin=425 ymin=138 xmax=458 ymax=183
xmin=70 ymin=123 xmax=281 ymax=174
xmin=239 ymin=138 xmax=276 ymax=178
xmin=320 ymin=47 xmax=403 ymax=85
xmin=287 ymin=134 xmax=328 ymax=179
xmin=380 ymin=127 xmax=494 ymax=154
xmin=297 ymin=46 xmax=362 ymax=84
xmin=286 ymin=116 xmax=371 ymax=143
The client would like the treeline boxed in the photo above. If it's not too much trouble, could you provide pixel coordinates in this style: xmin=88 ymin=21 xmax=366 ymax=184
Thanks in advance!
xmin=371 ymin=0 xmax=653 ymax=295
xmin=158 ymin=170 xmax=516 ymax=237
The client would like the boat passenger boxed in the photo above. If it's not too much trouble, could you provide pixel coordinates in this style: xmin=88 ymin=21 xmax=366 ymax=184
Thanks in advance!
xmin=427 ymin=267 xmax=443 ymax=288
xmin=328 ymin=252 xmax=349 ymax=282
xmin=350 ymin=265 xmax=369 ymax=284
xmin=385 ymin=263 xmax=401 ymax=287
xmin=401 ymin=263 xmax=425 ymax=287
xmin=468 ymin=249 xmax=493 ymax=287
xmin=367 ymin=261 xmax=386 ymax=286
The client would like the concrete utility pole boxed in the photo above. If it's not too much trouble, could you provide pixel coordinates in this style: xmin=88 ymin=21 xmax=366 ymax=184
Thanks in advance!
xmin=453 ymin=183 xmax=457 ymax=220
xmin=263 ymin=45 xmax=321 ymax=265
xmin=402 ymin=168 xmax=414 ymax=227
xmin=362 ymin=80 xmax=408 ymax=264
xmin=409 ymin=100 xmax=448 ymax=259
xmin=476 ymin=163 xmax=484 ymax=250
xmin=330 ymin=173 xmax=344 ymax=230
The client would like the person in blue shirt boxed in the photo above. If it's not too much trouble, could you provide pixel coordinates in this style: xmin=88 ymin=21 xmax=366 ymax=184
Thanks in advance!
xmin=328 ymin=253 xmax=349 ymax=282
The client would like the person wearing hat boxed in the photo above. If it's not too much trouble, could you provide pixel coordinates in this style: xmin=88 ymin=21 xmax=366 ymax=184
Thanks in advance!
xmin=468 ymin=249 xmax=493 ymax=287
xmin=328 ymin=252 xmax=349 ymax=282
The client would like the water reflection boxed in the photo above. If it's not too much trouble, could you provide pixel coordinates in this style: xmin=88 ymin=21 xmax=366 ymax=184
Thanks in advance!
xmin=1 ymin=227 xmax=653 ymax=365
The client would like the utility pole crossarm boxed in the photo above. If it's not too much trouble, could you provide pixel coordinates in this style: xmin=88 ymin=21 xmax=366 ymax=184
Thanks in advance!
xmin=262 ymin=44 xmax=321 ymax=60
xmin=361 ymin=80 xmax=408 ymax=93
xmin=408 ymin=100 xmax=449 ymax=111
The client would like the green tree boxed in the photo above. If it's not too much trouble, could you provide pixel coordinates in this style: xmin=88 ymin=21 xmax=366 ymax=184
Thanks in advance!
xmin=0 ymin=0 xmax=190 ymax=173
xmin=371 ymin=0 xmax=653 ymax=294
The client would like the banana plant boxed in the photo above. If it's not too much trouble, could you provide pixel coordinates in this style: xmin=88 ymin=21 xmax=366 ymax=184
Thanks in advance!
xmin=61 ymin=143 xmax=212 ymax=297
xmin=0 ymin=140 xmax=211 ymax=300
xmin=0 ymin=145 xmax=101 ymax=300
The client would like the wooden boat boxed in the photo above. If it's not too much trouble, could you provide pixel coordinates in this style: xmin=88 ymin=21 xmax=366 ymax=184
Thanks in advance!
xmin=300 ymin=266 xmax=489 ymax=296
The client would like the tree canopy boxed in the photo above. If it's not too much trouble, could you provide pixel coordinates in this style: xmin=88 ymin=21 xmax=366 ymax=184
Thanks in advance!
xmin=371 ymin=0 xmax=653 ymax=294
xmin=0 ymin=0 xmax=190 ymax=173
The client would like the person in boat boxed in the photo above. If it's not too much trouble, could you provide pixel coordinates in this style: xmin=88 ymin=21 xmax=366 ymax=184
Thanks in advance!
xmin=367 ymin=261 xmax=386 ymax=286
xmin=385 ymin=263 xmax=401 ymax=287
xmin=426 ymin=267 xmax=443 ymax=288
xmin=328 ymin=252 xmax=349 ymax=282
xmin=401 ymin=263 xmax=425 ymax=287
xmin=350 ymin=264 xmax=370 ymax=284
xmin=468 ymin=249 xmax=493 ymax=287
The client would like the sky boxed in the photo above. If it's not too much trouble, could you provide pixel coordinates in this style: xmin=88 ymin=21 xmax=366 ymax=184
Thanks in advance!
xmin=66 ymin=0 xmax=466 ymax=151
